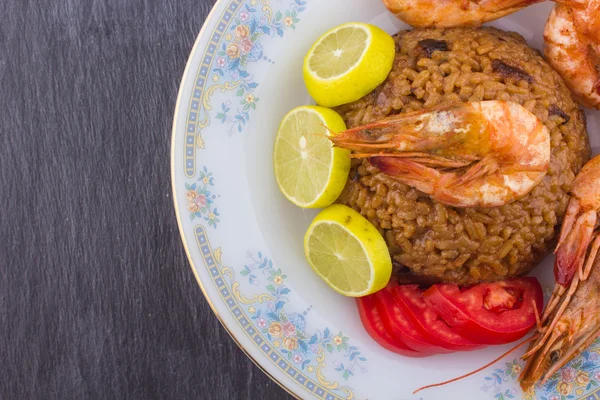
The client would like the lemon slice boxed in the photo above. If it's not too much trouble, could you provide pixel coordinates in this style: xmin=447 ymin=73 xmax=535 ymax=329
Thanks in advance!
xmin=304 ymin=204 xmax=392 ymax=297
xmin=273 ymin=106 xmax=351 ymax=208
xmin=303 ymin=22 xmax=395 ymax=107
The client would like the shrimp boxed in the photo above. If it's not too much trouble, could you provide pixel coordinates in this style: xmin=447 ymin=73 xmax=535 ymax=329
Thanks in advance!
xmin=520 ymin=155 xmax=600 ymax=390
xmin=381 ymin=0 xmax=543 ymax=28
xmin=544 ymin=1 xmax=600 ymax=109
xmin=330 ymin=100 xmax=550 ymax=208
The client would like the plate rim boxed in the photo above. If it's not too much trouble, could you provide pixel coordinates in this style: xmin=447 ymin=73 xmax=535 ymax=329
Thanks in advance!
xmin=170 ymin=2 xmax=600 ymax=399
xmin=170 ymin=1 xmax=301 ymax=398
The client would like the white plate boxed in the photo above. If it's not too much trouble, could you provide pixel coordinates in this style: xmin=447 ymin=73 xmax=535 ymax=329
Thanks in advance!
xmin=171 ymin=1 xmax=600 ymax=398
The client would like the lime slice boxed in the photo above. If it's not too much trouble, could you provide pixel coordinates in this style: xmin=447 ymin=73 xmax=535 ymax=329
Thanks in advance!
xmin=273 ymin=106 xmax=351 ymax=208
xmin=303 ymin=22 xmax=395 ymax=107
xmin=304 ymin=204 xmax=392 ymax=297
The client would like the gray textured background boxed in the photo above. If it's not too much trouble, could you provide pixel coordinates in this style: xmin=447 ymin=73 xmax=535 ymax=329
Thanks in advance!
xmin=0 ymin=0 xmax=291 ymax=398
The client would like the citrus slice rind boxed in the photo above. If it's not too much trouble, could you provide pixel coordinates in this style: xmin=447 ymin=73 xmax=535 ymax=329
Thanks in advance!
xmin=303 ymin=22 xmax=395 ymax=107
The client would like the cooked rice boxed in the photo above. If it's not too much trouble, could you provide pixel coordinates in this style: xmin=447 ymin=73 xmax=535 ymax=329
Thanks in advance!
xmin=334 ymin=27 xmax=590 ymax=285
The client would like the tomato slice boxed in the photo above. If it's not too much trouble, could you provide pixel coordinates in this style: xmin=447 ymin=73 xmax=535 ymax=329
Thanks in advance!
xmin=424 ymin=277 xmax=543 ymax=345
xmin=391 ymin=285 xmax=484 ymax=351
xmin=356 ymin=295 xmax=426 ymax=357
xmin=376 ymin=287 xmax=451 ymax=354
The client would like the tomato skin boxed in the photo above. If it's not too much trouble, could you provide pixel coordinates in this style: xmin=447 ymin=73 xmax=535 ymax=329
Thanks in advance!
xmin=376 ymin=288 xmax=451 ymax=354
xmin=391 ymin=285 xmax=484 ymax=352
xmin=424 ymin=278 xmax=543 ymax=345
xmin=356 ymin=296 xmax=426 ymax=357
xmin=358 ymin=277 xmax=542 ymax=354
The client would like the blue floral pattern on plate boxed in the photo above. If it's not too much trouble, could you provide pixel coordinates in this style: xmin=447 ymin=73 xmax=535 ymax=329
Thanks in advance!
xmin=193 ymin=227 xmax=363 ymax=399
xmin=185 ymin=167 xmax=219 ymax=228
xmin=241 ymin=251 xmax=368 ymax=380
xmin=199 ymin=0 xmax=306 ymax=141
xmin=480 ymin=342 xmax=600 ymax=400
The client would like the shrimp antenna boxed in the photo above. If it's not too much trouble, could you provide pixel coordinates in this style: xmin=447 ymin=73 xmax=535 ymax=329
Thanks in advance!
xmin=412 ymin=335 xmax=538 ymax=394
xmin=322 ymin=124 xmax=338 ymax=136
xmin=532 ymin=300 xmax=543 ymax=332
xmin=317 ymin=123 xmax=341 ymax=142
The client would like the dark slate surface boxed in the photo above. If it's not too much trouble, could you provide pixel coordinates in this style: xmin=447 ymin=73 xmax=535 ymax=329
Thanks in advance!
xmin=0 ymin=1 xmax=292 ymax=398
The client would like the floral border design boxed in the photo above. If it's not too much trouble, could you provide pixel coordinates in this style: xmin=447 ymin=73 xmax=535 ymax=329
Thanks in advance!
xmin=183 ymin=0 xmax=306 ymax=178
xmin=241 ymin=251 xmax=368 ymax=380
xmin=212 ymin=1 xmax=304 ymax=136
xmin=179 ymin=1 xmax=367 ymax=397
xmin=480 ymin=359 xmax=522 ymax=400
xmin=185 ymin=167 xmax=220 ymax=228
xmin=480 ymin=342 xmax=600 ymax=400
xmin=194 ymin=225 xmax=360 ymax=400
xmin=540 ymin=347 xmax=600 ymax=400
